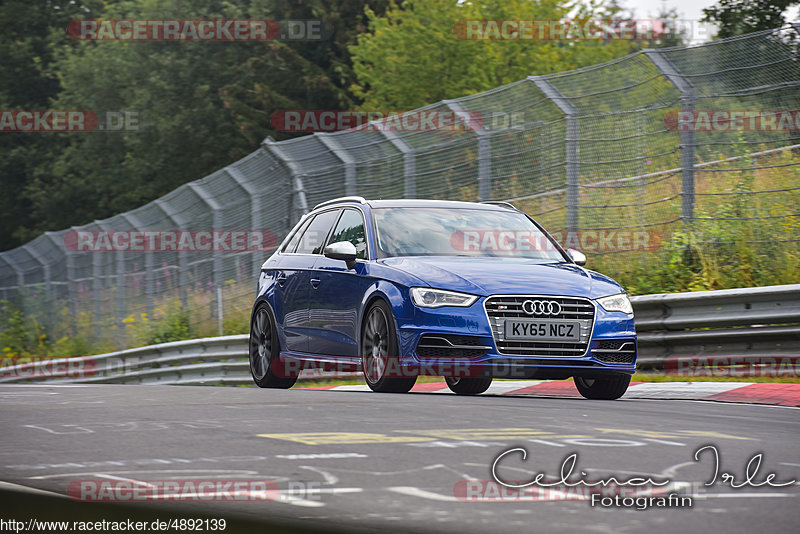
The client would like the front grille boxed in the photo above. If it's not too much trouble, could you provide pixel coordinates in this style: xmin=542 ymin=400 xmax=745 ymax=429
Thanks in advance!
xmin=592 ymin=340 xmax=636 ymax=365
xmin=416 ymin=334 xmax=490 ymax=359
xmin=484 ymin=295 xmax=594 ymax=357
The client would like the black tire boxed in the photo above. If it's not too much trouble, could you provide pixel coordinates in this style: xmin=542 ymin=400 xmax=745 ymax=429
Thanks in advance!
xmin=445 ymin=376 xmax=492 ymax=395
xmin=574 ymin=375 xmax=630 ymax=400
xmin=361 ymin=300 xmax=416 ymax=393
xmin=249 ymin=303 xmax=298 ymax=389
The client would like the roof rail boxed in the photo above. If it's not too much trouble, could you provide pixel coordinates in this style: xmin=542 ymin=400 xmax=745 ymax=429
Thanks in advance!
xmin=313 ymin=196 xmax=367 ymax=210
xmin=481 ymin=201 xmax=519 ymax=211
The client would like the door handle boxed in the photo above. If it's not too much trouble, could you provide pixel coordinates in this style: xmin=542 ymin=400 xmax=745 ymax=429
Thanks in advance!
xmin=276 ymin=272 xmax=287 ymax=286
xmin=310 ymin=278 xmax=320 ymax=289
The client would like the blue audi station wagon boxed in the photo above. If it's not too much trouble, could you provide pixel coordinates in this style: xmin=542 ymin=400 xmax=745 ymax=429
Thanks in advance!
xmin=250 ymin=197 xmax=636 ymax=399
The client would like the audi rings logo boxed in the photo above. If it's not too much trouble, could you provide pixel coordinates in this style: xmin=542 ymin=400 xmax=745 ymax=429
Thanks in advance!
xmin=521 ymin=299 xmax=562 ymax=316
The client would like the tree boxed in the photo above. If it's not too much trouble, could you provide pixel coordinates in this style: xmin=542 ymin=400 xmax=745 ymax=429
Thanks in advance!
xmin=3 ymin=0 xmax=388 ymax=248
xmin=0 ymin=0 xmax=105 ymax=250
xmin=702 ymin=0 xmax=799 ymax=38
xmin=349 ymin=0 xmax=644 ymax=111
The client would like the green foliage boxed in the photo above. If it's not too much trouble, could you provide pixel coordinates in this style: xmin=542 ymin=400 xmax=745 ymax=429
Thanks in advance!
xmin=702 ymin=0 xmax=799 ymax=38
xmin=0 ymin=300 xmax=36 ymax=356
xmin=589 ymin=148 xmax=800 ymax=294
xmin=147 ymin=303 xmax=192 ymax=345
xmin=349 ymin=0 xmax=644 ymax=110
xmin=1 ymin=0 xmax=389 ymax=249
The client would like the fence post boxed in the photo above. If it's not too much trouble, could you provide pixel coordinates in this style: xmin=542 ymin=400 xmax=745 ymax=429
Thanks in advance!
xmin=155 ymin=199 xmax=189 ymax=309
xmin=121 ymin=213 xmax=153 ymax=320
xmin=263 ymin=138 xmax=309 ymax=223
xmin=380 ymin=130 xmax=416 ymax=198
xmin=0 ymin=256 xmax=20 ymax=303
xmin=529 ymin=77 xmax=579 ymax=233
xmin=317 ymin=134 xmax=357 ymax=195
xmin=64 ymin=243 xmax=78 ymax=332
xmin=21 ymin=244 xmax=52 ymax=335
xmin=224 ymin=166 xmax=264 ymax=279
xmin=445 ymin=100 xmax=491 ymax=201
xmin=187 ymin=183 xmax=224 ymax=335
xmin=644 ymin=49 xmax=696 ymax=223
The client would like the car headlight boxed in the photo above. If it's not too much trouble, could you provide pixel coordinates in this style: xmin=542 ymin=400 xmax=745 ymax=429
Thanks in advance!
xmin=596 ymin=293 xmax=633 ymax=315
xmin=410 ymin=288 xmax=478 ymax=308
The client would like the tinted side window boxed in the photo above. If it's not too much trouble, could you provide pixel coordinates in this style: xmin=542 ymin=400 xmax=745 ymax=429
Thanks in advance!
xmin=295 ymin=210 xmax=340 ymax=254
xmin=328 ymin=209 xmax=367 ymax=259
xmin=283 ymin=216 xmax=313 ymax=253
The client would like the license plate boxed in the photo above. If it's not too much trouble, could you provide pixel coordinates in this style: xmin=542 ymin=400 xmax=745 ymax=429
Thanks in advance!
xmin=504 ymin=319 xmax=581 ymax=341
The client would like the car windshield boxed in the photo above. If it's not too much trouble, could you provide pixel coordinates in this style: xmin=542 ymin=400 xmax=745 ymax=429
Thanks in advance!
xmin=372 ymin=207 xmax=566 ymax=261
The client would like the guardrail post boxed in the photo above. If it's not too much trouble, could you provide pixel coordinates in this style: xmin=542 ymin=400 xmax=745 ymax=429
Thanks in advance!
xmin=530 ymin=77 xmax=579 ymax=232
xmin=445 ymin=100 xmax=491 ymax=201
xmin=379 ymin=130 xmax=416 ymax=198
xmin=317 ymin=134 xmax=357 ymax=196
xmin=644 ymin=49 xmax=696 ymax=223
xmin=263 ymin=137 xmax=309 ymax=224
xmin=188 ymin=183 xmax=225 ymax=336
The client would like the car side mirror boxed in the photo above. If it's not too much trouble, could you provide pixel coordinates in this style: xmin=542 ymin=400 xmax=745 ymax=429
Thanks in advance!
xmin=324 ymin=241 xmax=358 ymax=268
xmin=567 ymin=248 xmax=586 ymax=266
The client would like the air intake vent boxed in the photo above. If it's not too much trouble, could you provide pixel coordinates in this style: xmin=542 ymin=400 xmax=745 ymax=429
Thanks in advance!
xmin=416 ymin=334 xmax=490 ymax=359
xmin=592 ymin=340 xmax=636 ymax=365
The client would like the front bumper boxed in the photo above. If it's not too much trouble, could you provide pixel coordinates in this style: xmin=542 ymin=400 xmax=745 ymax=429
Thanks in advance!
xmin=396 ymin=295 xmax=636 ymax=378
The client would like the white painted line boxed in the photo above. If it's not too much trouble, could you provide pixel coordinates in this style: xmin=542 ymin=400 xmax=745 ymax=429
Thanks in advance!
xmin=643 ymin=438 xmax=687 ymax=446
xmin=387 ymin=486 xmax=461 ymax=502
xmin=0 ymin=480 xmax=68 ymax=498
xmin=485 ymin=381 xmax=544 ymax=395
xmin=623 ymin=382 xmax=753 ymax=399
xmin=93 ymin=474 xmax=155 ymax=488
xmin=329 ymin=385 xmax=371 ymax=392
xmin=0 ymin=384 xmax=89 ymax=388
xmin=274 ymin=493 xmax=326 ymax=507
xmin=286 ymin=487 xmax=363 ymax=495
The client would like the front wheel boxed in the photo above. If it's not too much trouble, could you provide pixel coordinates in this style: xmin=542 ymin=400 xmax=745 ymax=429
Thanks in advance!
xmin=445 ymin=376 xmax=492 ymax=395
xmin=361 ymin=300 xmax=416 ymax=393
xmin=574 ymin=375 xmax=630 ymax=400
xmin=249 ymin=303 xmax=297 ymax=389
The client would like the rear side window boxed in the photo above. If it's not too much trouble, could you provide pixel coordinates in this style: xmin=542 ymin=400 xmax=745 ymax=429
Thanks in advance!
xmin=295 ymin=210 xmax=340 ymax=254
xmin=283 ymin=216 xmax=313 ymax=253
xmin=328 ymin=209 xmax=367 ymax=259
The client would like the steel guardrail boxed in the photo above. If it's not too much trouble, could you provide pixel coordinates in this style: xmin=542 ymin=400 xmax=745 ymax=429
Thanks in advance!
xmin=1 ymin=285 xmax=798 ymax=384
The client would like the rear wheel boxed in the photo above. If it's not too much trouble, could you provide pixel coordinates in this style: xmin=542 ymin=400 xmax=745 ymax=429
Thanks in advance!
xmin=445 ymin=376 xmax=492 ymax=395
xmin=362 ymin=300 xmax=416 ymax=393
xmin=574 ymin=375 xmax=630 ymax=400
xmin=249 ymin=303 xmax=297 ymax=389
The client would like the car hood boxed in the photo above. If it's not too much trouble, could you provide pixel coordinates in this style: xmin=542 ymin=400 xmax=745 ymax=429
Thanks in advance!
xmin=379 ymin=256 xmax=622 ymax=299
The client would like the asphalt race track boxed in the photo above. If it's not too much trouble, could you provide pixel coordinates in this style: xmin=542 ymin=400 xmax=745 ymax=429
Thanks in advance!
xmin=1 ymin=384 xmax=798 ymax=533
